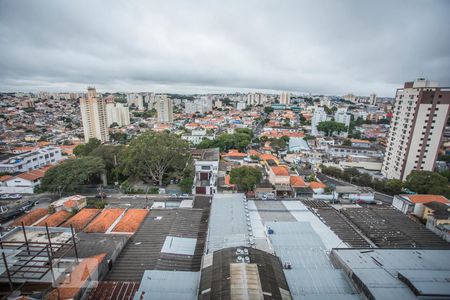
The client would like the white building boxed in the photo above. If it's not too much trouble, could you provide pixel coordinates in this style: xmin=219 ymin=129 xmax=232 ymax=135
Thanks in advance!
xmin=369 ymin=93 xmax=377 ymax=105
xmin=236 ymin=101 xmax=247 ymax=111
xmin=106 ymin=102 xmax=130 ymax=127
xmin=0 ymin=169 xmax=45 ymax=194
xmin=156 ymin=95 xmax=173 ymax=123
xmin=334 ymin=107 xmax=351 ymax=137
xmin=311 ymin=107 xmax=328 ymax=136
xmin=185 ymin=97 xmax=213 ymax=115
xmin=80 ymin=87 xmax=109 ymax=142
xmin=246 ymin=93 xmax=267 ymax=106
xmin=280 ymin=92 xmax=290 ymax=105
xmin=127 ymin=93 xmax=144 ymax=110
xmin=181 ymin=129 xmax=215 ymax=145
xmin=0 ymin=147 xmax=62 ymax=173
xmin=192 ymin=148 xmax=219 ymax=195
xmin=382 ymin=79 xmax=450 ymax=180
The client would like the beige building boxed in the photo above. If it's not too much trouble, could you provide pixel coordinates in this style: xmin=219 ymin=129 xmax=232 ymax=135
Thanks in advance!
xmin=382 ymin=79 xmax=450 ymax=180
xmin=80 ymin=87 xmax=109 ymax=142
xmin=156 ymin=95 xmax=173 ymax=123
xmin=280 ymin=92 xmax=290 ymax=105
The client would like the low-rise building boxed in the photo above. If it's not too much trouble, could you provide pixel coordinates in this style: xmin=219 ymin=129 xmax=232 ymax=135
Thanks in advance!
xmin=392 ymin=194 xmax=450 ymax=215
xmin=0 ymin=146 xmax=62 ymax=173
xmin=192 ymin=148 xmax=220 ymax=195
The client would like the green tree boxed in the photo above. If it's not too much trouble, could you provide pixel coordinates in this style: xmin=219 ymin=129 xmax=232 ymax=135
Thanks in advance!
xmin=197 ymin=130 xmax=252 ymax=152
xmin=384 ymin=179 xmax=404 ymax=195
xmin=264 ymin=106 xmax=274 ymax=114
xmin=270 ymin=138 xmax=287 ymax=152
xmin=230 ymin=166 xmax=262 ymax=192
xmin=405 ymin=170 xmax=449 ymax=195
xmin=40 ymin=157 xmax=105 ymax=194
xmin=120 ymin=131 xmax=191 ymax=186
xmin=342 ymin=139 xmax=352 ymax=146
xmin=179 ymin=178 xmax=193 ymax=194
xmin=73 ymin=138 xmax=102 ymax=157
xmin=317 ymin=121 xmax=347 ymax=136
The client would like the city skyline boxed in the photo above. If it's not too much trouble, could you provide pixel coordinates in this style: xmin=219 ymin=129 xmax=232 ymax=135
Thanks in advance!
xmin=1 ymin=0 xmax=449 ymax=96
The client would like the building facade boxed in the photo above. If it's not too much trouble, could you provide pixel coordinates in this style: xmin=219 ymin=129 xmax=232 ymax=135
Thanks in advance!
xmin=106 ymin=102 xmax=130 ymax=127
xmin=80 ymin=87 xmax=109 ymax=142
xmin=0 ymin=147 xmax=62 ymax=173
xmin=280 ymin=92 xmax=290 ymax=105
xmin=156 ymin=95 xmax=173 ymax=123
xmin=382 ymin=79 xmax=450 ymax=180
xmin=311 ymin=107 xmax=328 ymax=136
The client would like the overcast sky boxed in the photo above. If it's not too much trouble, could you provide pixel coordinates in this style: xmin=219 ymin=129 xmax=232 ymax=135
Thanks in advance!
xmin=0 ymin=0 xmax=449 ymax=96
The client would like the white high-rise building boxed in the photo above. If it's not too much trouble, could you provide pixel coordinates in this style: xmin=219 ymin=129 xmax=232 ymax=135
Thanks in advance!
xmin=334 ymin=108 xmax=351 ymax=127
xmin=156 ymin=95 xmax=173 ymax=123
xmin=280 ymin=92 xmax=290 ymax=105
xmin=106 ymin=101 xmax=130 ymax=127
xmin=80 ymin=87 xmax=109 ymax=142
xmin=246 ymin=93 xmax=267 ymax=106
xmin=311 ymin=107 xmax=328 ymax=136
xmin=382 ymin=79 xmax=450 ymax=180
xmin=334 ymin=107 xmax=351 ymax=137
xmin=184 ymin=97 xmax=213 ymax=115
xmin=369 ymin=94 xmax=377 ymax=106
xmin=127 ymin=93 xmax=144 ymax=110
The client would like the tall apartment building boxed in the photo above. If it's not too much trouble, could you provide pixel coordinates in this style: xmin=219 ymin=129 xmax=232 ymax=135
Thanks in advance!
xmin=280 ymin=92 xmax=290 ymax=105
xmin=369 ymin=94 xmax=377 ymax=105
xmin=382 ymin=79 xmax=450 ymax=180
xmin=80 ymin=87 xmax=109 ymax=142
xmin=311 ymin=107 xmax=328 ymax=136
xmin=106 ymin=100 xmax=130 ymax=127
xmin=156 ymin=95 xmax=173 ymax=123
xmin=127 ymin=93 xmax=144 ymax=110
xmin=246 ymin=92 xmax=267 ymax=106
xmin=185 ymin=96 xmax=213 ymax=115
xmin=334 ymin=107 xmax=351 ymax=137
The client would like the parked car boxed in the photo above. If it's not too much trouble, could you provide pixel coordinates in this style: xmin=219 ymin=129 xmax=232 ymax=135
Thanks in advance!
xmin=10 ymin=194 xmax=22 ymax=199
xmin=0 ymin=194 xmax=10 ymax=199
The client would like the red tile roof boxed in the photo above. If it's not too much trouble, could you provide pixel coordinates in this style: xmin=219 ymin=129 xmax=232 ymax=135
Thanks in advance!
xmin=12 ymin=208 xmax=48 ymax=226
xmin=112 ymin=209 xmax=149 ymax=233
xmin=84 ymin=208 xmax=125 ymax=233
xmin=290 ymin=176 xmax=307 ymax=187
xmin=406 ymin=195 xmax=450 ymax=204
xmin=309 ymin=181 xmax=327 ymax=189
xmin=271 ymin=166 xmax=289 ymax=176
xmin=61 ymin=208 xmax=101 ymax=232
xmin=36 ymin=210 xmax=72 ymax=227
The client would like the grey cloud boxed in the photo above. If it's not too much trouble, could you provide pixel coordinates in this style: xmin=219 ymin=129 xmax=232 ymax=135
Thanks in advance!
xmin=0 ymin=0 xmax=449 ymax=96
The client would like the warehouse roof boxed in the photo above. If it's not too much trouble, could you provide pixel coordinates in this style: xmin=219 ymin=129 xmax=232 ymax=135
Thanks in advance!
xmin=331 ymin=249 xmax=450 ymax=300
xmin=198 ymin=247 xmax=291 ymax=300
xmin=134 ymin=271 xmax=199 ymax=300
xmin=207 ymin=193 xmax=251 ymax=252
xmin=267 ymin=222 xmax=359 ymax=299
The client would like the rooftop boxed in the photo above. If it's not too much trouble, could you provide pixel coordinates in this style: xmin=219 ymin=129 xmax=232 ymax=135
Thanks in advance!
xmin=134 ymin=270 xmax=199 ymax=300
xmin=107 ymin=208 xmax=207 ymax=281
xmin=402 ymin=194 xmax=450 ymax=204
xmin=332 ymin=248 xmax=450 ymax=300
xmin=60 ymin=208 xmax=101 ymax=232
xmin=207 ymin=194 xmax=251 ymax=252
xmin=191 ymin=148 xmax=219 ymax=161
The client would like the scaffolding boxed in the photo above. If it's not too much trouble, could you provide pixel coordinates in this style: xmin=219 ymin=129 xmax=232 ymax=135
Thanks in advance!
xmin=0 ymin=222 xmax=79 ymax=295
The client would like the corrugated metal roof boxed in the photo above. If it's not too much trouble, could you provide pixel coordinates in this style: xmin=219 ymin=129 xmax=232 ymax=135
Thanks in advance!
xmin=133 ymin=270 xmax=199 ymax=300
xmin=207 ymin=194 xmax=251 ymax=252
xmin=332 ymin=249 xmax=450 ymax=299
xmin=267 ymin=222 xmax=359 ymax=300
